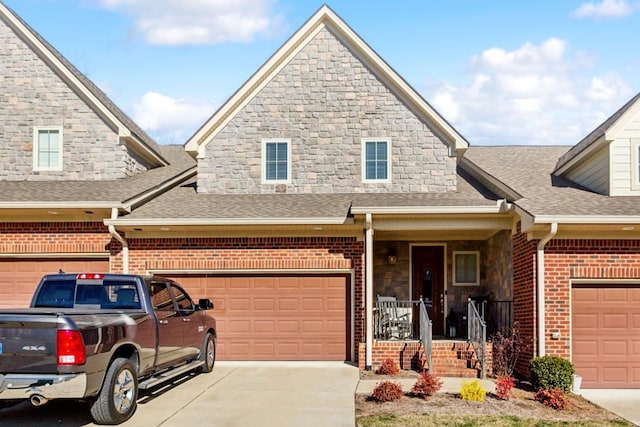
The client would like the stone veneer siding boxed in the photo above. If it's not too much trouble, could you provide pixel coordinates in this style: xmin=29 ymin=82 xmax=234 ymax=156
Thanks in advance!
xmin=0 ymin=20 xmax=150 ymax=180
xmin=198 ymin=27 xmax=457 ymax=194
xmin=124 ymin=236 xmax=366 ymax=361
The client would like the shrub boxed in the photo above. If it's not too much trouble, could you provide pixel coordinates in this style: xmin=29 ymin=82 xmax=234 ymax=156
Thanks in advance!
xmin=534 ymin=388 xmax=569 ymax=410
xmin=494 ymin=376 xmax=516 ymax=400
xmin=491 ymin=322 xmax=531 ymax=378
xmin=371 ymin=381 xmax=403 ymax=403
xmin=411 ymin=371 xmax=443 ymax=400
xmin=375 ymin=358 xmax=400 ymax=376
xmin=459 ymin=380 xmax=486 ymax=402
xmin=529 ymin=355 xmax=575 ymax=392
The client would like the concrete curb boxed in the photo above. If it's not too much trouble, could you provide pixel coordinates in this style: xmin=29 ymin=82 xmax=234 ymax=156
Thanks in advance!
xmin=355 ymin=376 xmax=496 ymax=395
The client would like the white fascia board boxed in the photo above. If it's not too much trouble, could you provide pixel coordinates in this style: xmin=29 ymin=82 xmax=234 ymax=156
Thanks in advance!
xmin=532 ymin=215 xmax=640 ymax=224
xmin=554 ymin=135 xmax=608 ymax=175
xmin=606 ymin=97 xmax=640 ymax=141
xmin=0 ymin=201 xmax=122 ymax=209
xmin=350 ymin=204 xmax=502 ymax=215
xmin=121 ymin=168 xmax=197 ymax=212
xmin=104 ymin=217 xmax=354 ymax=227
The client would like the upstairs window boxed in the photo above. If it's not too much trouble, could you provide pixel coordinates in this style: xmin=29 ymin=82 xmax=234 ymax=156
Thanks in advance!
xmin=33 ymin=127 xmax=63 ymax=171
xmin=362 ymin=139 xmax=390 ymax=182
xmin=262 ymin=139 xmax=290 ymax=183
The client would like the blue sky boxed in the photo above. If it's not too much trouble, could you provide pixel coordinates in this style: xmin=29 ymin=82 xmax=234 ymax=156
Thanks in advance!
xmin=3 ymin=0 xmax=640 ymax=146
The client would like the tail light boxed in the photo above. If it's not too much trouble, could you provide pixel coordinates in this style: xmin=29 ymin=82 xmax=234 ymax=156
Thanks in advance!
xmin=57 ymin=330 xmax=86 ymax=365
xmin=77 ymin=273 xmax=104 ymax=280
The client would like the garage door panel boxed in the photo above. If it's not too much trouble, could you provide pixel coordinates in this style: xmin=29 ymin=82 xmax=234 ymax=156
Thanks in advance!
xmin=573 ymin=284 xmax=640 ymax=388
xmin=168 ymin=274 xmax=348 ymax=361
xmin=0 ymin=259 xmax=109 ymax=308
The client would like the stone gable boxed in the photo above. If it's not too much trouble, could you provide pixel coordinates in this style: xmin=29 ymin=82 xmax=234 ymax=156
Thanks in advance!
xmin=197 ymin=27 xmax=457 ymax=194
xmin=0 ymin=19 xmax=150 ymax=181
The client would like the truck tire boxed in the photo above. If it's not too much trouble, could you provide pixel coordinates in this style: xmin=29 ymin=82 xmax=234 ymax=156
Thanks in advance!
xmin=197 ymin=333 xmax=216 ymax=373
xmin=90 ymin=357 xmax=138 ymax=425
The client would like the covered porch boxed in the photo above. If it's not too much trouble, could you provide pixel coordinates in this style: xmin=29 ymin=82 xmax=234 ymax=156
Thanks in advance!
xmin=354 ymin=196 xmax=516 ymax=376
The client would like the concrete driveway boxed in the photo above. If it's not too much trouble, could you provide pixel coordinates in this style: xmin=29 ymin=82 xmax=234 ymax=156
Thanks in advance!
xmin=0 ymin=362 xmax=360 ymax=427
xmin=578 ymin=389 xmax=640 ymax=426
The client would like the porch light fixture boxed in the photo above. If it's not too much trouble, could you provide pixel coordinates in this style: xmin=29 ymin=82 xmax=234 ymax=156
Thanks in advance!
xmin=387 ymin=250 xmax=397 ymax=265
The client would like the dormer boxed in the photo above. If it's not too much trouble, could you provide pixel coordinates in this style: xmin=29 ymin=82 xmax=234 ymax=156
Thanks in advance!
xmin=554 ymin=92 xmax=640 ymax=196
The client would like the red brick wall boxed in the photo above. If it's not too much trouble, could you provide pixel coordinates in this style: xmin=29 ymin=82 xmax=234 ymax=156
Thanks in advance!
xmin=512 ymin=225 xmax=537 ymax=377
xmin=544 ymin=239 xmax=640 ymax=359
xmin=127 ymin=236 xmax=366 ymax=359
xmin=0 ymin=222 xmax=114 ymax=256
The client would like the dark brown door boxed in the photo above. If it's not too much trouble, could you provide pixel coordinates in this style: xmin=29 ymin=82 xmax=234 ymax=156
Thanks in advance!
xmin=412 ymin=246 xmax=445 ymax=335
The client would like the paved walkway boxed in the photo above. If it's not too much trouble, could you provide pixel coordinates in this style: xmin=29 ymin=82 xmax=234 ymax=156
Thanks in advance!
xmin=577 ymin=389 xmax=640 ymax=426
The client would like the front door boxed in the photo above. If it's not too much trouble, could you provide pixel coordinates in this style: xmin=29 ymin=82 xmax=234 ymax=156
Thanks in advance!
xmin=412 ymin=246 xmax=445 ymax=335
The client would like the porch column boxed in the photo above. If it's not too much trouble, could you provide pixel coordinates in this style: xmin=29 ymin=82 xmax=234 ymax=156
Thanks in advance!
xmin=365 ymin=213 xmax=373 ymax=370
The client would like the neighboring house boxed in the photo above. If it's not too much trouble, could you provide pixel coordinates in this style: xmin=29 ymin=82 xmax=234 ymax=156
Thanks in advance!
xmin=0 ymin=1 xmax=195 ymax=305
xmin=1 ymin=3 xmax=638 ymax=389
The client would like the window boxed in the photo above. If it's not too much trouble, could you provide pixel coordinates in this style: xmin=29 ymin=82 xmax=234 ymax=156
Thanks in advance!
xmin=453 ymin=251 xmax=479 ymax=286
xmin=33 ymin=127 xmax=63 ymax=171
xmin=262 ymin=139 xmax=290 ymax=183
xmin=362 ymin=139 xmax=390 ymax=182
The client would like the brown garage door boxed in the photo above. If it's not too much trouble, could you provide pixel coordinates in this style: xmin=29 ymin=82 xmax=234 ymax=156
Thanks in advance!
xmin=572 ymin=284 xmax=640 ymax=388
xmin=0 ymin=258 xmax=109 ymax=308
xmin=166 ymin=274 xmax=349 ymax=361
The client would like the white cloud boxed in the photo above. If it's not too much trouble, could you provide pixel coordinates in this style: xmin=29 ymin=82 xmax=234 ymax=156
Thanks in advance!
xmin=572 ymin=0 xmax=634 ymax=18
xmin=425 ymin=38 xmax=634 ymax=146
xmin=132 ymin=91 xmax=216 ymax=144
xmin=96 ymin=0 xmax=284 ymax=45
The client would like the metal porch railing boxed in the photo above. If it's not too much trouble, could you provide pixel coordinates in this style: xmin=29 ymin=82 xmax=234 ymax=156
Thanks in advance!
xmin=467 ymin=297 xmax=487 ymax=379
xmin=419 ymin=299 xmax=433 ymax=373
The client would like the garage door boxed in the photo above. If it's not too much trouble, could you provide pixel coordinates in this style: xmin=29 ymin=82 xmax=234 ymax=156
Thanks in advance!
xmin=166 ymin=274 xmax=349 ymax=361
xmin=572 ymin=284 xmax=640 ymax=388
xmin=0 ymin=258 xmax=109 ymax=308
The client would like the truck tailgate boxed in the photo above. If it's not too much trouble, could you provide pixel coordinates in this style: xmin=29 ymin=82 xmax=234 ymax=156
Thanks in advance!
xmin=0 ymin=312 xmax=60 ymax=374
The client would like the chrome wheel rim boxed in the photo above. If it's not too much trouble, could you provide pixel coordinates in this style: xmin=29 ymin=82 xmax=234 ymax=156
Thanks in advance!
xmin=113 ymin=368 xmax=135 ymax=414
xmin=206 ymin=339 xmax=215 ymax=368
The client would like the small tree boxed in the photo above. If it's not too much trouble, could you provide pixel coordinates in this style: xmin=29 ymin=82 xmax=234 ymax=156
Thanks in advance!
xmin=491 ymin=322 xmax=529 ymax=378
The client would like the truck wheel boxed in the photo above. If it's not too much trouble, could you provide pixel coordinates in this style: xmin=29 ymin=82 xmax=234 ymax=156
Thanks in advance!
xmin=90 ymin=357 xmax=138 ymax=425
xmin=197 ymin=333 xmax=216 ymax=373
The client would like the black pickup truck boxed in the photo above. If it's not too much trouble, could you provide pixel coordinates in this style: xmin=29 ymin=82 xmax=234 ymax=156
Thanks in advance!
xmin=0 ymin=273 xmax=216 ymax=425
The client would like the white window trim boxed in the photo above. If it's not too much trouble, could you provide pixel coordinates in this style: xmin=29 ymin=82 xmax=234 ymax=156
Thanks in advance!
xmin=453 ymin=251 xmax=480 ymax=286
xmin=631 ymin=139 xmax=640 ymax=190
xmin=361 ymin=138 xmax=391 ymax=183
xmin=261 ymin=138 xmax=291 ymax=184
xmin=33 ymin=126 xmax=63 ymax=171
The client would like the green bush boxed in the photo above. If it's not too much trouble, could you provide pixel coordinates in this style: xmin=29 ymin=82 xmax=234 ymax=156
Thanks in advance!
xmin=459 ymin=380 xmax=486 ymax=401
xmin=529 ymin=355 xmax=574 ymax=392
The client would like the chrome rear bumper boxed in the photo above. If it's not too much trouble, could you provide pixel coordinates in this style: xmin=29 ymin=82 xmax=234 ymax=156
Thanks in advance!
xmin=0 ymin=373 xmax=87 ymax=400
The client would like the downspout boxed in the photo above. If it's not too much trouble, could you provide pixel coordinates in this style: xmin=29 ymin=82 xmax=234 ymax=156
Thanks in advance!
xmin=365 ymin=213 xmax=374 ymax=370
xmin=108 ymin=208 xmax=129 ymax=274
xmin=536 ymin=222 xmax=557 ymax=357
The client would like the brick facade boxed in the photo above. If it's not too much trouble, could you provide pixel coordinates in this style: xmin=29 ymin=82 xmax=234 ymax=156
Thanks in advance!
xmin=0 ymin=222 xmax=113 ymax=255
xmin=543 ymin=239 xmax=640 ymax=359
xmin=124 ymin=236 xmax=366 ymax=360
xmin=0 ymin=19 xmax=152 ymax=180
xmin=198 ymin=27 xmax=456 ymax=194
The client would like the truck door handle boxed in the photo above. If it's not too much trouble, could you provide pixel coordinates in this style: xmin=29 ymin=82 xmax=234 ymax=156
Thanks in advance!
xmin=182 ymin=318 xmax=191 ymax=322
xmin=159 ymin=320 xmax=168 ymax=325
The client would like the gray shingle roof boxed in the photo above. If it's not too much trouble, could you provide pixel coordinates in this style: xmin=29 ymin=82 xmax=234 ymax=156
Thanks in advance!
xmin=117 ymin=169 xmax=499 ymax=222
xmin=464 ymin=146 xmax=640 ymax=217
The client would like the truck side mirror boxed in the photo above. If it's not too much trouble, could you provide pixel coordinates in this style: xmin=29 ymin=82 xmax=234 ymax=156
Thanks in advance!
xmin=198 ymin=298 xmax=214 ymax=310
